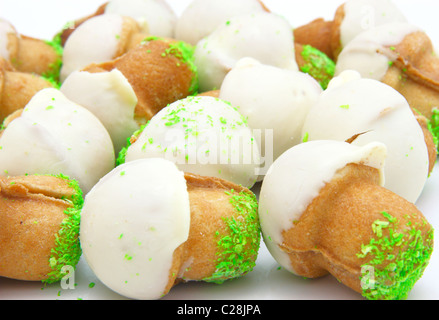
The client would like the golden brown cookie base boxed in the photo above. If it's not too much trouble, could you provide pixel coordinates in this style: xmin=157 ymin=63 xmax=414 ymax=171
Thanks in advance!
xmin=0 ymin=176 xmax=76 ymax=281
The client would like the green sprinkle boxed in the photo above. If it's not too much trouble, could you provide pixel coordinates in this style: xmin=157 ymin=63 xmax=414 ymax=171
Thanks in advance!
xmin=203 ymin=189 xmax=260 ymax=284
xmin=88 ymin=282 xmax=95 ymax=288
xmin=429 ymin=108 xmax=439 ymax=151
xmin=41 ymin=33 xmax=64 ymax=87
xmin=339 ymin=104 xmax=350 ymax=110
xmin=299 ymin=45 xmax=335 ymax=90
xmin=358 ymin=211 xmax=434 ymax=300
xmin=43 ymin=174 xmax=84 ymax=285
xmin=302 ymin=132 xmax=309 ymax=143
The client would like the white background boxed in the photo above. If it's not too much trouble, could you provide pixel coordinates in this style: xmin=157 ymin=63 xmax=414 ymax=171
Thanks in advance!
xmin=0 ymin=0 xmax=438 ymax=300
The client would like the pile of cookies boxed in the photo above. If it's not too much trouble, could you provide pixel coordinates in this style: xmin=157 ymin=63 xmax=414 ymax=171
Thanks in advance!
xmin=0 ymin=0 xmax=437 ymax=300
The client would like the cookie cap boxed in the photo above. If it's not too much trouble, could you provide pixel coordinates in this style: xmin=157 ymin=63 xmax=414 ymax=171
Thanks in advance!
xmin=80 ymin=158 xmax=191 ymax=300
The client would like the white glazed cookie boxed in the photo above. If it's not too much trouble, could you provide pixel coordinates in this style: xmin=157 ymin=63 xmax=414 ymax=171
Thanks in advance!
xmin=104 ymin=0 xmax=177 ymax=38
xmin=194 ymin=11 xmax=298 ymax=92
xmin=175 ymin=0 xmax=267 ymax=45
xmin=219 ymin=57 xmax=322 ymax=163
xmin=121 ymin=96 xmax=261 ymax=188
xmin=0 ymin=88 xmax=115 ymax=193
xmin=61 ymin=69 xmax=139 ymax=154
xmin=259 ymin=139 xmax=434 ymax=300
xmin=80 ymin=158 xmax=191 ymax=300
xmin=301 ymin=70 xmax=429 ymax=203
xmin=259 ymin=140 xmax=387 ymax=274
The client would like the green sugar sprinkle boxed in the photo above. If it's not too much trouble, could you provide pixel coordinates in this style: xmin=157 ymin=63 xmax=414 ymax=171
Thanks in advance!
xmin=357 ymin=211 xmax=434 ymax=300
xmin=43 ymin=174 xmax=84 ymax=285
xmin=429 ymin=108 xmax=439 ymax=151
xmin=203 ymin=189 xmax=261 ymax=284
xmin=302 ymin=132 xmax=309 ymax=143
xmin=41 ymin=33 xmax=64 ymax=87
xmin=299 ymin=45 xmax=335 ymax=90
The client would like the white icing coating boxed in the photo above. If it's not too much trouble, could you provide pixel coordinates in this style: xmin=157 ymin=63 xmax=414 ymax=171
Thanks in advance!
xmin=0 ymin=19 xmax=17 ymax=61
xmin=80 ymin=158 xmax=191 ymax=300
xmin=0 ymin=88 xmax=115 ymax=193
xmin=219 ymin=57 xmax=322 ymax=163
xmin=61 ymin=69 xmax=139 ymax=154
xmin=339 ymin=0 xmax=408 ymax=48
xmin=194 ymin=12 xmax=298 ymax=92
xmin=124 ymin=96 xmax=261 ymax=188
xmin=175 ymin=0 xmax=266 ymax=45
xmin=105 ymin=0 xmax=176 ymax=38
xmin=259 ymin=140 xmax=387 ymax=275
xmin=336 ymin=22 xmax=421 ymax=80
xmin=302 ymin=71 xmax=429 ymax=203
xmin=60 ymin=14 xmax=125 ymax=82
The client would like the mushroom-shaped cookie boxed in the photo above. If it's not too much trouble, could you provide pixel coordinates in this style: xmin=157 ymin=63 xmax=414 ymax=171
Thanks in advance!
xmin=58 ymin=0 xmax=177 ymax=46
xmin=80 ymin=158 xmax=260 ymax=300
xmin=60 ymin=69 xmax=139 ymax=154
xmin=0 ymin=88 xmax=115 ymax=194
xmin=60 ymin=14 xmax=148 ymax=82
xmin=293 ymin=0 xmax=407 ymax=61
xmin=302 ymin=71 xmax=430 ymax=203
xmin=0 ymin=18 xmax=63 ymax=80
xmin=259 ymin=140 xmax=434 ymax=300
xmin=219 ymin=57 xmax=323 ymax=165
xmin=118 ymin=96 xmax=261 ymax=189
xmin=82 ymin=36 xmax=198 ymax=123
xmin=175 ymin=0 xmax=269 ymax=45
xmin=0 ymin=59 xmax=54 ymax=122
xmin=335 ymin=22 xmax=439 ymax=120
xmin=194 ymin=11 xmax=298 ymax=92
xmin=0 ymin=174 xmax=83 ymax=284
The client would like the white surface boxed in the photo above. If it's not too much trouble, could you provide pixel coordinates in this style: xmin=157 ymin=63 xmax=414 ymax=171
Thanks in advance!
xmin=0 ymin=0 xmax=438 ymax=300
